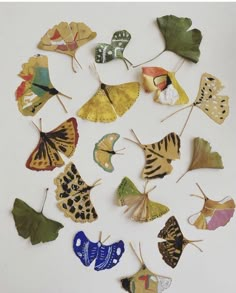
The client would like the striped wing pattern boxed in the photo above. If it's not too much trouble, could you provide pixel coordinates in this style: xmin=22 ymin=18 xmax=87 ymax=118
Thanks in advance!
xmin=158 ymin=216 xmax=185 ymax=268
xmin=142 ymin=133 xmax=180 ymax=179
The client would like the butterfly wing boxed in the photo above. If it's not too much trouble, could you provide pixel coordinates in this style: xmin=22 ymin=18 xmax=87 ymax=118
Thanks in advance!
xmin=106 ymin=82 xmax=140 ymax=117
xmin=77 ymin=89 xmax=117 ymax=122
xmin=94 ymin=240 xmax=125 ymax=271
xmin=148 ymin=199 xmax=169 ymax=221
xmin=73 ymin=231 xmax=98 ymax=266
xmin=142 ymin=132 xmax=181 ymax=179
xmin=194 ymin=73 xmax=229 ymax=124
xmin=16 ymin=55 xmax=57 ymax=116
xmin=38 ymin=22 xmax=96 ymax=57
xmin=117 ymin=177 xmax=142 ymax=206
xmin=158 ymin=216 xmax=184 ymax=268
xmin=93 ymin=133 xmax=120 ymax=172
xmin=157 ymin=275 xmax=172 ymax=293
xmin=190 ymin=196 xmax=235 ymax=230
xmin=26 ymin=118 xmax=78 ymax=171
xmin=54 ymin=162 xmax=98 ymax=223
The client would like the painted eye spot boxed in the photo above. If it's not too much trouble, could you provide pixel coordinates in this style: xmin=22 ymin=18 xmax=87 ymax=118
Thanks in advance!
xmin=118 ymin=42 xmax=122 ymax=46
xmin=116 ymin=247 xmax=121 ymax=255
xmin=77 ymin=252 xmax=82 ymax=257
xmin=76 ymin=238 xmax=81 ymax=246
xmin=113 ymin=259 xmax=118 ymax=264
xmin=110 ymin=137 xmax=114 ymax=140
xmin=107 ymin=51 xmax=113 ymax=55
xmin=105 ymin=163 xmax=109 ymax=168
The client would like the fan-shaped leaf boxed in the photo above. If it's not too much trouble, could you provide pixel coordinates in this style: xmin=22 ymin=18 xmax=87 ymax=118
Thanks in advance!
xmin=12 ymin=198 xmax=63 ymax=245
xmin=157 ymin=15 xmax=202 ymax=63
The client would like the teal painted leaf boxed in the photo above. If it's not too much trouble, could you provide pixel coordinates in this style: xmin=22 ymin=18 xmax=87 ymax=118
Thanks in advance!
xmin=12 ymin=198 xmax=63 ymax=245
xmin=95 ymin=30 xmax=132 ymax=68
xmin=157 ymin=15 xmax=202 ymax=63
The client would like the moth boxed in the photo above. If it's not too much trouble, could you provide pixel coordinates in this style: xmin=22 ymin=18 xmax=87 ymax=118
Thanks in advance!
xmin=188 ymin=183 xmax=235 ymax=230
xmin=93 ymin=133 xmax=124 ymax=172
xmin=158 ymin=216 xmax=202 ymax=268
xmin=162 ymin=73 xmax=229 ymax=136
xmin=54 ymin=162 xmax=100 ymax=223
xmin=121 ymin=243 xmax=172 ymax=293
xmin=26 ymin=117 xmax=78 ymax=171
xmin=117 ymin=177 xmax=169 ymax=222
xmin=73 ymin=231 xmax=125 ymax=271
xmin=125 ymin=130 xmax=180 ymax=179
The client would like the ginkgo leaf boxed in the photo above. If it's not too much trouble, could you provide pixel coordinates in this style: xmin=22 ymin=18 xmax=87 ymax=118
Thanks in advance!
xmin=95 ymin=30 xmax=133 ymax=69
xmin=157 ymin=15 xmax=202 ymax=63
xmin=133 ymin=15 xmax=202 ymax=67
xmin=177 ymin=137 xmax=224 ymax=182
xmin=38 ymin=22 xmax=97 ymax=72
xmin=12 ymin=198 xmax=63 ymax=245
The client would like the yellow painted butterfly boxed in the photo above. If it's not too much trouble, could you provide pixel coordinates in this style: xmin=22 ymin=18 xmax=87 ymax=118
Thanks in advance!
xmin=125 ymin=130 xmax=180 ymax=179
xmin=78 ymin=67 xmax=140 ymax=122
xmin=158 ymin=216 xmax=202 ymax=268
xmin=26 ymin=117 xmax=78 ymax=171
xmin=117 ymin=177 xmax=169 ymax=222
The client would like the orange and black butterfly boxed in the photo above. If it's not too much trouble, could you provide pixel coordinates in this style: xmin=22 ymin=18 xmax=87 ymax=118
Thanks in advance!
xmin=26 ymin=117 xmax=79 ymax=171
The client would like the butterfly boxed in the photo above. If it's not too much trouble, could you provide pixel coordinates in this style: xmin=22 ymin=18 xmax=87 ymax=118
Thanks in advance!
xmin=94 ymin=133 xmax=124 ymax=172
xmin=121 ymin=243 xmax=172 ymax=293
xmin=188 ymin=183 xmax=235 ymax=230
xmin=158 ymin=216 xmax=202 ymax=268
xmin=117 ymin=177 xmax=169 ymax=222
xmin=95 ymin=29 xmax=133 ymax=69
xmin=73 ymin=231 xmax=125 ymax=271
xmin=142 ymin=67 xmax=189 ymax=105
xmin=38 ymin=22 xmax=97 ymax=72
xmin=126 ymin=130 xmax=180 ymax=179
xmin=78 ymin=80 xmax=140 ymax=122
xmin=54 ymin=162 xmax=100 ymax=222
xmin=26 ymin=117 xmax=78 ymax=171
xmin=16 ymin=55 xmax=71 ymax=116
xmin=162 ymin=73 xmax=229 ymax=136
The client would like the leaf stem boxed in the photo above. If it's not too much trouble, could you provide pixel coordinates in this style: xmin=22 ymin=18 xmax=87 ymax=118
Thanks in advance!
xmin=133 ymin=49 xmax=166 ymax=68
xmin=56 ymin=95 xmax=68 ymax=113
xmin=176 ymin=170 xmax=188 ymax=183
xmin=41 ymin=188 xmax=49 ymax=213
xmin=161 ymin=104 xmax=193 ymax=123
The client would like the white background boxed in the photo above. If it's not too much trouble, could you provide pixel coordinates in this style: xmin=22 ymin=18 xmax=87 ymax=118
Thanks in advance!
xmin=0 ymin=2 xmax=236 ymax=293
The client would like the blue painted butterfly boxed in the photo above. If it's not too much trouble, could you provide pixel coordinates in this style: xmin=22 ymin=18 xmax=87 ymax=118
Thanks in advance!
xmin=73 ymin=231 xmax=125 ymax=271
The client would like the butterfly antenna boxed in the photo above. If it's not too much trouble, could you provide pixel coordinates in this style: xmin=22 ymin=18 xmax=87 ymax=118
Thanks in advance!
xmin=139 ymin=242 xmax=145 ymax=265
xmin=115 ymin=147 xmax=126 ymax=155
xmin=99 ymin=231 xmax=102 ymax=242
xmin=56 ymin=95 xmax=68 ymax=113
xmin=129 ymin=242 xmax=144 ymax=265
xmin=195 ymin=183 xmax=208 ymax=199
xmin=122 ymin=58 xmax=129 ymax=70
xmin=161 ymin=104 xmax=193 ymax=123
xmin=32 ymin=121 xmax=41 ymax=133
xmin=71 ymin=57 xmax=77 ymax=73
xmin=187 ymin=239 xmax=203 ymax=252
xmin=41 ymin=188 xmax=49 ymax=213
xmin=146 ymin=185 xmax=157 ymax=194
xmin=179 ymin=104 xmax=194 ymax=137
xmin=73 ymin=55 xmax=82 ymax=69
xmin=102 ymin=235 xmax=111 ymax=244
xmin=92 ymin=178 xmax=102 ymax=187
xmin=132 ymin=49 xmax=166 ymax=68
xmin=144 ymin=180 xmax=149 ymax=193
xmin=190 ymin=194 xmax=205 ymax=200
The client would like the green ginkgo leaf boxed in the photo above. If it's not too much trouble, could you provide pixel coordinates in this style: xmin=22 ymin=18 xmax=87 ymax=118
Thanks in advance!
xmin=177 ymin=137 xmax=223 ymax=182
xmin=157 ymin=15 xmax=202 ymax=63
xmin=95 ymin=30 xmax=133 ymax=69
xmin=12 ymin=198 xmax=63 ymax=245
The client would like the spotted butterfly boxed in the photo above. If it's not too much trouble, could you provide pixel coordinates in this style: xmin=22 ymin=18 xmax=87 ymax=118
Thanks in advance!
xmin=73 ymin=231 xmax=125 ymax=271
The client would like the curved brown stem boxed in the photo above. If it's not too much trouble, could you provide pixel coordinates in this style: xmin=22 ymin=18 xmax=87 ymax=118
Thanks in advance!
xmin=133 ymin=49 xmax=166 ymax=68
xmin=176 ymin=170 xmax=188 ymax=183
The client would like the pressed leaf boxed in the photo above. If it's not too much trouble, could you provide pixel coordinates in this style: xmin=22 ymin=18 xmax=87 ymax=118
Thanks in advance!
xmin=12 ymin=198 xmax=63 ymax=245
xmin=95 ymin=30 xmax=132 ymax=68
xmin=157 ymin=15 xmax=202 ymax=63
xmin=177 ymin=138 xmax=223 ymax=182
xmin=189 ymin=137 xmax=224 ymax=170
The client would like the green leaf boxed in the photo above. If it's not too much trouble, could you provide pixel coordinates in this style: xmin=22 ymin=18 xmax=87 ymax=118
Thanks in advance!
xmin=95 ymin=30 xmax=132 ymax=66
xmin=157 ymin=15 xmax=202 ymax=63
xmin=117 ymin=177 xmax=141 ymax=205
xmin=12 ymin=198 xmax=63 ymax=245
